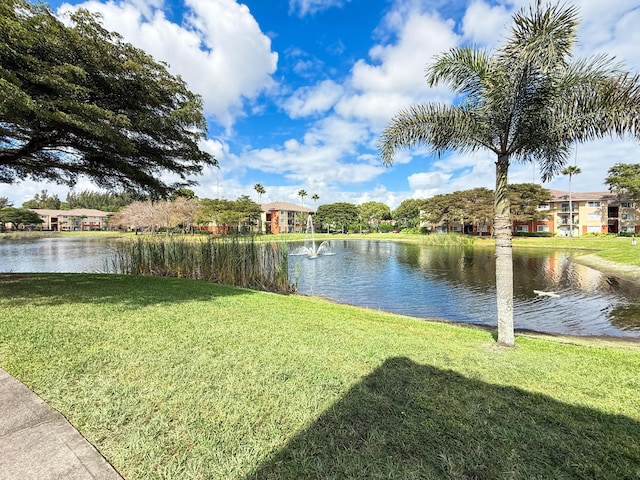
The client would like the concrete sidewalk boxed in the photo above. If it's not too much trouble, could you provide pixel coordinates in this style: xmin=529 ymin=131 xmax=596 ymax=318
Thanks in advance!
xmin=0 ymin=368 xmax=123 ymax=480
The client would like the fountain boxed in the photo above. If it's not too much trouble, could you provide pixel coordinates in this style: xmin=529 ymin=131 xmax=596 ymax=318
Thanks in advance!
xmin=289 ymin=214 xmax=335 ymax=258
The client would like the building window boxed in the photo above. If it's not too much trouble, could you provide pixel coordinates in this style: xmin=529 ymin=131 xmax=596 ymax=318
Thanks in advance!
xmin=587 ymin=201 xmax=601 ymax=208
xmin=516 ymin=225 xmax=529 ymax=232
xmin=621 ymin=226 xmax=634 ymax=233
xmin=621 ymin=214 xmax=635 ymax=221
xmin=620 ymin=202 xmax=634 ymax=208
xmin=537 ymin=225 xmax=549 ymax=232
xmin=587 ymin=225 xmax=601 ymax=233
xmin=560 ymin=202 xmax=570 ymax=212
xmin=537 ymin=204 xmax=550 ymax=210
xmin=587 ymin=213 xmax=600 ymax=221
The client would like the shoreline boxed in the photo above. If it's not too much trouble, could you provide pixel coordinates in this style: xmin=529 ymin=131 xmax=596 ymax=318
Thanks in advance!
xmin=571 ymin=253 xmax=640 ymax=283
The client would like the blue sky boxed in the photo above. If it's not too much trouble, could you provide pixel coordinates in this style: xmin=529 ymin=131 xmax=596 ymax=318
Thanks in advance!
xmin=3 ymin=0 xmax=640 ymax=208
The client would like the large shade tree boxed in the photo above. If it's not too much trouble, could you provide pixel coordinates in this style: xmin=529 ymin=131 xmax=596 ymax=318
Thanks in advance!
xmin=0 ymin=0 xmax=215 ymax=197
xmin=605 ymin=163 xmax=640 ymax=201
xmin=379 ymin=2 xmax=640 ymax=346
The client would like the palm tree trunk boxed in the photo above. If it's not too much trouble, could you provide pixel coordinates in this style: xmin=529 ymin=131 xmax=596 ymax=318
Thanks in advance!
xmin=568 ymin=174 xmax=573 ymax=237
xmin=494 ymin=155 xmax=515 ymax=346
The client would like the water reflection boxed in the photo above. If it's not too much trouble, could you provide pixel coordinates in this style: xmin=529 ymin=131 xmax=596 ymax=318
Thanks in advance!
xmin=290 ymin=240 xmax=640 ymax=338
xmin=0 ymin=237 xmax=114 ymax=273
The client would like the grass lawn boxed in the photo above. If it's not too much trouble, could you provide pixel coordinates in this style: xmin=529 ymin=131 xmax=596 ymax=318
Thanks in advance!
xmin=1 ymin=273 xmax=639 ymax=479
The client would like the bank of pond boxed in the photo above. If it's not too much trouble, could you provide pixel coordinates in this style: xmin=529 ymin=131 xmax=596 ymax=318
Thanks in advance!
xmin=0 ymin=235 xmax=639 ymax=338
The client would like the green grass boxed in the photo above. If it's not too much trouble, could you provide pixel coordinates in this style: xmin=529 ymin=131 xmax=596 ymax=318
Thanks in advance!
xmin=1 ymin=274 xmax=639 ymax=479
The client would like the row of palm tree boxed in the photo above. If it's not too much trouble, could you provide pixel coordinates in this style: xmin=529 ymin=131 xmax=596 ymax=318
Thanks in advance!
xmin=379 ymin=1 xmax=640 ymax=347
xmin=253 ymin=184 xmax=319 ymax=208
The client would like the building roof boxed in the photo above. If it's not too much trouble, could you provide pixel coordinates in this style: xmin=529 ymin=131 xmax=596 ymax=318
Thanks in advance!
xmin=32 ymin=209 xmax=111 ymax=217
xmin=548 ymin=190 xmax=618 ymax=202
xmin=261 ymin=201 xmax=315 ymax=213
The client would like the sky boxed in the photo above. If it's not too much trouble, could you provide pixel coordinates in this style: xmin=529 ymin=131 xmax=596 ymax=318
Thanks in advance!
xmin=3 ymin=0 xmax=640 ymax=209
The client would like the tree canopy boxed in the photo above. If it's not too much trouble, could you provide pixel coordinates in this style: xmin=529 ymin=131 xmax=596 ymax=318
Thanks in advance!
xmin=198 ymin=196 xmax=262 ymax=233
xmin=605 ymin=163 xmax=640 ymax=200
xmin=508 ymin=183 xmax=553 ymax=224
xmin=0 ymin=206 xmax=43 ymax=229
xmin=315 ymin=202 xmax=359 ymax=233
xmin=0 ymin=0 xmax=215 ymax=197
xmin=359 ymin=201 xmax=391 ymax=232
xmin=22 ymin=189 xmax=61 ymax=209
xmin=392 ymin=199 xmax=424 ymax=229
xmin=65 ymin=189 xmax=139 ymax=211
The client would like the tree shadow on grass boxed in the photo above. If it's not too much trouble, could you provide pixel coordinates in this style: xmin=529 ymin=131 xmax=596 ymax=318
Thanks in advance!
xmin=247 ymin=357 xmax=640 ymax=480
xmin=0 ymin=273 xmax=256 ymax=308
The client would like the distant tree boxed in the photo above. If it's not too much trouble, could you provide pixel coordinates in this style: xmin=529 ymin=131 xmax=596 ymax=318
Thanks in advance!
xmin=0 ymin=0 xmax=214 ymax=197
xmin=197 ymin=196 xmax=261 ymax=234
xmin=453 ymin=188 xmax=495 ymax=234
xmin=0 ymin=196 xmax=12 ymax=208
xmin=254 ymin=184 xmax=266 ymax=203
xmin=311 ymin=193 xmax=319 ymax=207
xmin=197 ymin=199 xmax=235 ymax=231
xmin=22 ymin=190 xmax=62 ymax=209
xmin=421 ymin=194 xmax=456 ymax=231
xmin=297 ymin=189 xmax=308 ymax=207
xmin=234 ymin=195 xmax=262 ymax=233
xmin=605 ymin=163 xmax=640 ymax=201
xmin=421 ymin=188 xmax=495 ymax=234
xmin=0 ymin=207 xmax=43 ymax=230
xmin=380 ymin=3 xmax=640 ymax=346
xmin=508 ymin=183 xmax=553 ymax=230
xmin=561 ymin=165 xmax=581 ymax=236
xmin=169 ymin=189 xmax=197 ymax=201
xmin=109 ymin=200 xmax=156 ymax=233
xmin=359 ymin=201 xmax=391 ymax=232
xmin=65 ymin=190 xmax=140 ymax=211
xmin=315 ymin=202 xmax=359 ymax=233
xmin=393 ymin=199 xmax=424 ymax=229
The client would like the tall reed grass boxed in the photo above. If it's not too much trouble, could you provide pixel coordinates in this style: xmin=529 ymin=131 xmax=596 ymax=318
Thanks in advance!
xmin=111 ymin=236 xmax=293 ymax=293
xmin=0 ymin=230 xmax=59 ymax=240
xmin=417 ymin=233 xmax=476 ymax=246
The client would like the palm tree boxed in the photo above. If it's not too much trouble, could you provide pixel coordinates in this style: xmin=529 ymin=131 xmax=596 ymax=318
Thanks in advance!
xmin=561 ymin=165 xmax=581 ymax=237
xmin=379 ymin=2 xmax=640 ymax=347
xmin=254 ymin=183 xmax=266 ymax=203
xmin=311 ymin=193 xmax=319 ymax=208
xmin=297 ymin=189 xmax=308 ymax=207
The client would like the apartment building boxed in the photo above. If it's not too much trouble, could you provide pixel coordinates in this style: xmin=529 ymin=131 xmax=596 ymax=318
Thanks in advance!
xmin=32 ymin=209 xmax=111 ymax=231
xmin=529 ymin=190 xmax=639 ymax=236
xmin=261 ymin=202 xmax=315 ymax=234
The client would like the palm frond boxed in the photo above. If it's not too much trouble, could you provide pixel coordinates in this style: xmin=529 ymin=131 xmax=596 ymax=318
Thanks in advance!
xmin=500 ymin=2 xmax=579 ymax=71
xmin=379 ymin=104 xmax=492 ymax=166
xmin=547 ymin=70 xmax=640 ymax=144
xmin=427 ymin=47 xmax=492 ymax=100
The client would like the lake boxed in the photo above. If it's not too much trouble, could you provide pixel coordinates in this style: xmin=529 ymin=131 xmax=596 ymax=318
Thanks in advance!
xmin=1 ymin=236 xmax=638 ymax=338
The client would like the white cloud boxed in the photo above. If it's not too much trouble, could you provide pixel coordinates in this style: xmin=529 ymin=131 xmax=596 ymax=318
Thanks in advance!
xmin=283 ymin=80 xmax=344 ymax=118
xmin=461 ymin=1 xmax=511 ymax=47
xmin=351 ymin=10 xmax=458 ymax=97
xmin=57 ymin=0 xmax=278 ymax=128
xmin=288 ymin=0 xmax=350 ymax=17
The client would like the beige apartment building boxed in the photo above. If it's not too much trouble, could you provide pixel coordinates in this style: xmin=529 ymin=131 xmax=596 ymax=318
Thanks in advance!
xmin=524 ymin=190 xmax=639 ymax=236
xmin=261 ymin=202 xmax=315 ymax=234
xmin=32 ymin=209 xmax=111 ymax=231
